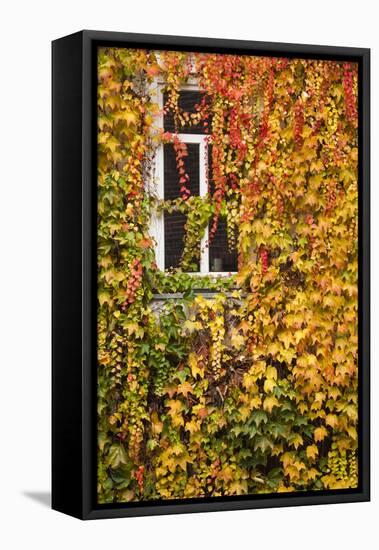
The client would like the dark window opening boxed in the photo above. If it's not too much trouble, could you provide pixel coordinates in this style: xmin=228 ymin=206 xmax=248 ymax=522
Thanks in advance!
xmin=209 ymin=219 xmax=238 ymax=272
xmin=164 ymin=143 xmax=200 ymax=270
xmin=163 ymin=143 xmax=200 ymax=199
xmin=163 ymin=90 xmax=210 ymax=135
xmin=207 ymin=144 xmax=238 ymax=272
xmin=164 ymin=212 xmax=200 ymax=270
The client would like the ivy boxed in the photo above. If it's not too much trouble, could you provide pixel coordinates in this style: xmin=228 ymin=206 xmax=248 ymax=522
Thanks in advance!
xmin=157 ymin=195 xmax=213 ymax=271
xmin=97 ymin=47 xmax=359 ymax=503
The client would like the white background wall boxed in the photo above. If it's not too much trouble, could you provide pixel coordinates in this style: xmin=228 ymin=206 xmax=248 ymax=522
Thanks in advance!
xmin=0 ymin=1 xmax=376 ymax=548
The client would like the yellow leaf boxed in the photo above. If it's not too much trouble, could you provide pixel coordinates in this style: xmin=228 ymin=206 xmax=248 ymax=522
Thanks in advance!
xmin=185 ymin=419 xmax=200 ymax=435
xmin=171 ymin=443 xmax=185 ymax=456
xmin=167 ymin=399 xmax=184 ymax=428
xmin=278 ymin=331 xmax=293 ymax=350
xmin=162 ymin=382 xmax=177 ymax=398
xmin=155 ymin=342 xmax=166 ymax=352
xmin=314 ymin=426 xmax=328 ymax=442
xmin=266 ymin=366 xmax=278 ymax=380
xmin=175 ymin=453 xmax=191 ymax=471
xmin=166 ymin=399 xmax=183 ymax=416
xmin=217 ymin=466 xmax=234 ymax=483
xmin=250 ymin=395 xmax=262 ymax=409
xmin=285 ymin=465 xmax=301 ymax=482
xmin=189 ymin=352 xmax=204 ymax=379
xmin=281 ymin=452 xmax=295 ymax=468
xmin=183 ymin=320 xmax=203 ymax=333
xmin=281 ymin=348 xmax=296 ymax=363
xmin=264 ymin=378 xmax=276 ymax=393
xmin=98 ymin=291 xmax=111 ymax=306
xmin=325 ymin=414 xmax=339 ymax=429
xmin=123 ymin=322 xmax=144 ymax=339
xmin=243 ymin=372 xmax=257 ymax=393
xmin=119 ymin=109 xmax=138 ymax=126
xmin=289 ymin=433 xmax=303 ymax=450
xmin=177 ymin=381 xmax=193 ymax=398
xmin=229 ymin=480 xmax=248 ymax=495
xmin=306 ymin=444 xmax=319 ymax=460
xmin=263 ymin=396 xmax=280 ymax=413
xmin=239 ymin=405 xmax=252 ymax=422
xmin=347 ymin=426 xmax=357 ymax=441
xmin=305 ymin=467 xmax=319 ymax=481
xmin=151 ymin=411 xmax=163 ymax=435
xmin=294 ymin=328 xmax=308 ymax=344
xmin=297 ymin=353 xmax=318 ymax=368
xmin=230 ymin=329 xmax=245 ymax=349
xmin=171 ymin=414 xmax=184 ymax=428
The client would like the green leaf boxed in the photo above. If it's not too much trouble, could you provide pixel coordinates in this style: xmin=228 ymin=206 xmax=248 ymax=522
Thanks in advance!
xmin=108 ymin=444 xmax=128 ymax=469
xmin=250 ymin=410 xmax=268 ymax=427
xmin=254 ymin=436 xmax=274 ymax=454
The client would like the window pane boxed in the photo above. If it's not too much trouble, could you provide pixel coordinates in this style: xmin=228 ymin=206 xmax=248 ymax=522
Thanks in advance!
xmin=207 ymin=143 xmax=238 ymax=273
xmin=164 ymin=143 xmax=200 ymax=270
xmin=209 ymin=219 xmax=238 ymax=273
xmin=164 ymin=212 xmax=190 ymax=270
xmin=163 ymin=91 xmax=209 ymax=135
xmin=208 ymin=143 xmax=214 ymax=196
xmin=163 ymin=143 xmax=200 ymax=199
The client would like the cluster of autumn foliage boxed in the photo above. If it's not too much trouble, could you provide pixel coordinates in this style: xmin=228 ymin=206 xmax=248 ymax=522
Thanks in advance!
xmin=97 ymin=47 xmax=359 ymax=503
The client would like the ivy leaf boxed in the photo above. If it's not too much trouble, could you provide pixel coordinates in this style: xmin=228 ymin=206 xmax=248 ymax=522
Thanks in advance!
xmin=263 ymin=396 xmax=280 ymax=414
xmin=306 ymin=444 xmax=319 ymax=460
xmin=166 ymin=399 xmax=183 ymax=416
xmin=325 ymin=414 xmax=339 ymax=429
xmin=264 ymin=378 xmax=276 ymax=393
xmin=254 ymin=436 xmax=274 ymax=454
xmin=217 ymin=466 xmax=234 ymax=483
xmin=314 ymin=426 xmax=328 ymax=442
xmin=189 ymin=353 xmax=204 ymax=379
xmin=250 ymin=410 xmax=268 ymax=427
xmin=182 ymin=320 xmax=202 ymax=333
xmin=288 ymin=433 xmax=303 ymax=450
xmin=177 ymin=381 xmax=193 ymax=397
xmin=123 ymin=322 xmax=144 ymax=339
xmin=266 ymin=366 xmax=278 ymax=380
xmin=108 ymin=444 xmax=128 ymax=469
xmin=119 ymin=110 xmax=138 ymax=126
xmin=98 ymin=291 xmax=111 ymax=306
xmin=151 ymin=411 xmax=163 ymax=435
xmin=230 ymin=330 xmax=245 ymax=349
xmin=278 ymin=331 xmax=293 ymax=350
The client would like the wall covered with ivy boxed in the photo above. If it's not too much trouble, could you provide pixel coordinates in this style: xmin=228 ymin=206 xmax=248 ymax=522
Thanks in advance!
xmin=97 ymin=47 xmax=358 ymax=503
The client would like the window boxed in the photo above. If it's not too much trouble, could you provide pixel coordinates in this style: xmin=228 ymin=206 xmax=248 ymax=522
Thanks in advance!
xmin=149 ymin=86 xmax=238 ymax=275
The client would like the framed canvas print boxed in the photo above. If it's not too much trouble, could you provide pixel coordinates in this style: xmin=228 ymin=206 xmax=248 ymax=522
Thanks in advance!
xmin=52 ymin=31 xmax=370 ymax=519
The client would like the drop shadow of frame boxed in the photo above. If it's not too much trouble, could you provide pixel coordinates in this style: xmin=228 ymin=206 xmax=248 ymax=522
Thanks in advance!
xmin=22 ymin=491 xmax=51 ymax=508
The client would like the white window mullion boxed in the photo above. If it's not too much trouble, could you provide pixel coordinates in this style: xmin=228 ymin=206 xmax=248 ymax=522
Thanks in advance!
xmin=199 ymin=139 xmax=209 ymax=274
xmin=149 ymin=82 xmax=165 ymax=271
xmin=154 ymin=143 xmax=165 ymax=271
xmin=178 ymin=134 xmax=209 ymax=274
xmin=156 ymin=84 xmax=165 ymax=270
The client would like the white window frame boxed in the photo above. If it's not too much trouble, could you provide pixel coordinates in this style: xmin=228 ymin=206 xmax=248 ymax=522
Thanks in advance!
xmin=149 ymin=80 xmax=236 ymax=277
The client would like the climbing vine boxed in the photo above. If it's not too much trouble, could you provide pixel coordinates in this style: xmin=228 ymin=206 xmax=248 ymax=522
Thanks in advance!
xmin=97 ymin=47 xmax=359 ymax=503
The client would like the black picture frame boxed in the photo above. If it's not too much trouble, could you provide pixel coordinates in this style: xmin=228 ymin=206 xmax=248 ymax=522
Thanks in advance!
xmin=52 ymin=30 xmax=370 ymax=520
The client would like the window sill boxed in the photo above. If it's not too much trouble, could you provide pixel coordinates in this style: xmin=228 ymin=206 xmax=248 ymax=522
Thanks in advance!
xmin=152 ymin=288 xmax=244 ymax=301
xmin=187 ymin=271 xmax=237 ymax=277
xmin=162 ymin=271 xmax=237 ymax=277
